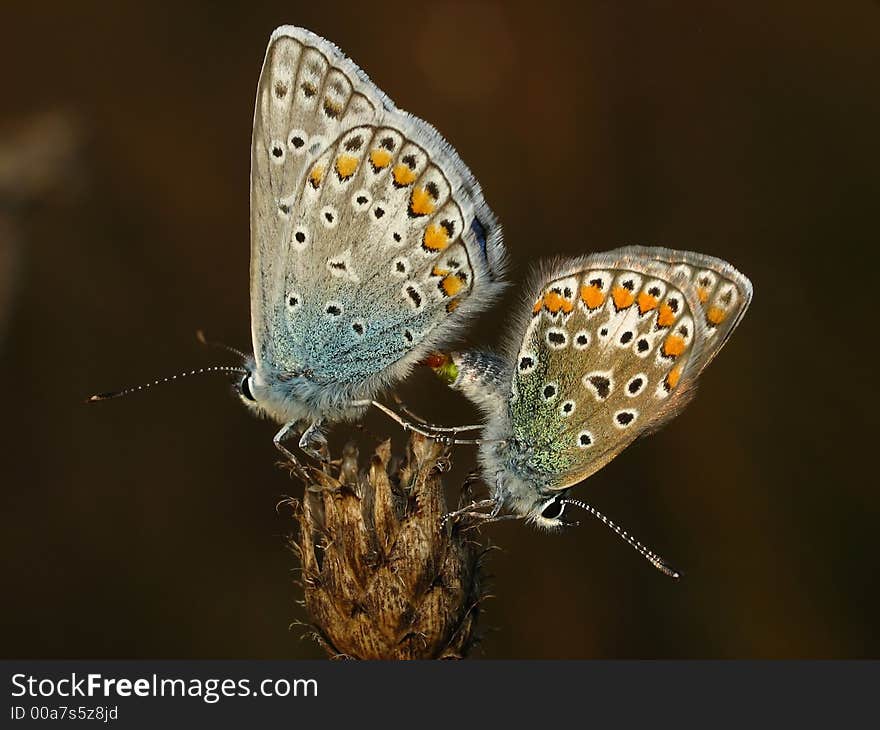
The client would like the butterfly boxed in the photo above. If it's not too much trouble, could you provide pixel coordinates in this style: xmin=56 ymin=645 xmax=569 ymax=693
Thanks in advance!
xmin=89 ymin=26 xmax=507 ymax=468
xmin=424 ymin=246 xmax=753 ymax=578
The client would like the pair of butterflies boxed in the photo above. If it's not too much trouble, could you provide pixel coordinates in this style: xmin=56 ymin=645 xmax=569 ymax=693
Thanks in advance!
xmin=92 ymin=27 xmax=752 ymax=578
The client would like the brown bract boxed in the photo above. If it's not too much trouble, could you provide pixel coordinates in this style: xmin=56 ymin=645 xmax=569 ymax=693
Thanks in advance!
xmin=290 ymin=434 xmax=487 ymax=659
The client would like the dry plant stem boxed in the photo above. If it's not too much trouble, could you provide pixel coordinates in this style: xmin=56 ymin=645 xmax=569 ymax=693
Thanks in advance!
xmin=290 ymin=433 xmax=489 ymax=659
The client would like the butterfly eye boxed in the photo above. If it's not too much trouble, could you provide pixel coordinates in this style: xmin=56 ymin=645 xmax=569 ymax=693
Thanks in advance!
xmin=541 ymin=498 xmax=564 ymax=521
xmin=240 ymin=375 xmax=256 ymax=402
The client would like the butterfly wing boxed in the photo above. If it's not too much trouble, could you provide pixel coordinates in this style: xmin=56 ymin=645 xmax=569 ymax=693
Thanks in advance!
xmin=506 ymin=248 xmax=751 ymax=491
xmin=250 ymin=27 xmax=506 ymax=394
xmin=606 ymin=246 xmax=753 ymax=372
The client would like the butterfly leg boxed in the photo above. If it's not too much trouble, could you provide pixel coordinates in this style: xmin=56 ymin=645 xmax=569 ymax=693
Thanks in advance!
xmin=273 ymin=421 xmax=309 ymax=478
xmin=362 ymin=400 xmax=486 ymax=445
xmin=298 ymin=420 xmax=330 ymax=463
xmin=441 ymin=499 xmax=497 ymax=527
xmin=390 ymin=394 xmax=484 ymax=435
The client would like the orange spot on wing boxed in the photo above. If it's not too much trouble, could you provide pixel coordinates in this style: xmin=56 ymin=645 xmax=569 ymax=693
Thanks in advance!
xmin=543 ymin=291 xmax=574 ymax=314
xmin=370 ymin=149 xmax=392 ymax=169
xmin=665 ymin=365 xmax=682 ymax=390
xmin=422 ymin=225 xmax=449 ymax=251
xmin=580 ymin=284 xmax=605 ymax=309
xmin=410 ymin=187 xmax=435 ymax=216
xmin=440 ymin=274 xmax=465 ymax=297
xmin=308 ymin=165 xmax=324 ymax=188
xmin=446 ymin=298 xmax=462 ymax=313
xmin=393 ymin=164 xmax=417 ymax=186
xmin=532 ymin=297 xmax=544 ymax=315
xmin=662 ymin=334 xmax=686 ymax=358
xmin=335 ymin=154 xmax=359 ymax=179
xmin=707 ymin=306 xmax=727 ymax=325
xmin=612 ymin=286 xmax=635 ymax=310
xmin=432 ymin=266 xmax=450 ymax=277
xmin=657 ymin=303 xmax=676 ymax=327
xmin=637 ymin=292 xmax=658 ymax=314
xmin=697 ymin=286 xmax=709 ymax=303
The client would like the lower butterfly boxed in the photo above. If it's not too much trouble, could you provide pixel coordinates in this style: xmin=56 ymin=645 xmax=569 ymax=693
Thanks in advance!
xmin=407 ymin=246 xmax=753 ymax=578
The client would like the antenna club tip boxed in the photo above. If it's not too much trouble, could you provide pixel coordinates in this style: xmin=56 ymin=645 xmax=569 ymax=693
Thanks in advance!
xmin=85 ymin=393 xmax=113 ymax=403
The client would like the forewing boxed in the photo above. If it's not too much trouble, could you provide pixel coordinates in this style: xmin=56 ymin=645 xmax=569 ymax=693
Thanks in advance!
xmin=250 ymin=27 xmax=505 ymax=388
xmin=607 ymin=246 xmax=753 ymax=373
xmin=251 ymin=27 xmax=382 ymax=367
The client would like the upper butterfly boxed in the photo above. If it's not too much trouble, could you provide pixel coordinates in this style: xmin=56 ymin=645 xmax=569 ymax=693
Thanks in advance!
xmin=429 ymin=246 xmax=752 ymax=577
xmin=237 ymin=27 xmax=506 ymax=460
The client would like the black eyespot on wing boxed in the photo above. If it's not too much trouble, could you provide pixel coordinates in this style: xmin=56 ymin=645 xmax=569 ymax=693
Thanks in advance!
xmin=291 ymin=135 xmax=305 ymax=148
xmin=588 ymin=376 xmax=610 ymax=399
xmin=393 ymin=232 xmax=402 ymax=242
xmin=356 ymin=195 xmax=368 ymax=205
xmin=402 ymin=154 xmax=417 ymax=169
xmin=406 ymin=286 xmax=422 ymax=308
xmin=649 ymin=286 xmax=661 ymax=297
xmin=271 ymin=146 xmax=283 ymax=158
xmin=616 ymin=411 xmax=635 ymax=426
xmin=628 ymin=377 xmax=644 ymax=394
xmin=352 ymin=322 xmax=364 ymax=335
xmin=543 ymin=384 xmax=556 ymax=399
xmin=326 ymin=304 xmax=342 ymax=316
xmin=637 ymin=338 xmax=649 ymax=352
xmin=380 ymin=136 xmax=395 ymax=150
xmin=548 ymin=331 xmax=566 ymax=345
xmin=519 ymin=356 xmax=534 ymax=371
xmin=295 ymin=231 xmax=306 ymax=244
xmin=240 ymin=375 xmax=255 ymax=402
xmin=622 ymin=279 xmax=635 ymax=291
xmin=344 ymin=136 xmax=363 ymax=152
xmin=374 ymin=206 xmax=385 ymax=219
xmin=620 ymin=331 xmax=633 ymax=344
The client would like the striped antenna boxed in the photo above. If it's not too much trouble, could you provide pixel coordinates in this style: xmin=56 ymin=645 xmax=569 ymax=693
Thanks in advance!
xmin=562 ymin=498 xmax=682 ymax=580
xmin=86 ymin=365 xmax=247 ymax=403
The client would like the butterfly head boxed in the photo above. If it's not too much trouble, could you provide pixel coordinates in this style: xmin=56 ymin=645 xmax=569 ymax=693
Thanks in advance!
xmin=234 ymin=362 xmax=307 ymax=423
xmin=529 ymin=492 xmax=574 ymax=531
xmin=236 ymin=365 xmax=262 ymax=410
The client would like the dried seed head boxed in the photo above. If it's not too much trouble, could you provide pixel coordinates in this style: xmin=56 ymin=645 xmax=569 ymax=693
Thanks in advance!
xmin=291 ymin=434 xmax=486 ymax=659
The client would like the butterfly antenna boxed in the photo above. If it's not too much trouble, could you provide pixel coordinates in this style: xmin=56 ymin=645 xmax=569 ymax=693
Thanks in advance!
xmin=562 ymin=498 xmax=682 ymax=580
xmin=196 ymin=329 xmax=248 ymax=362
xmin=86 ymin=365 xmax=247 ymax=403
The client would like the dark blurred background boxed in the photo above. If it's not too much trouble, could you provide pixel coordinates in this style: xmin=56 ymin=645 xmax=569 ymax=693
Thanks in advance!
xmin=1 ymin=1 xmax=877 ymax=659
